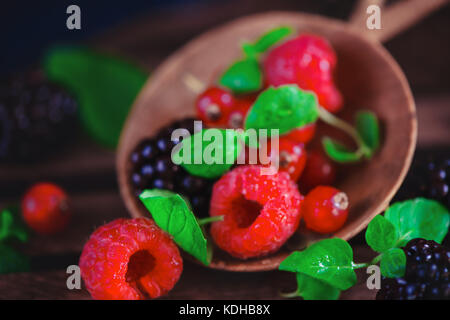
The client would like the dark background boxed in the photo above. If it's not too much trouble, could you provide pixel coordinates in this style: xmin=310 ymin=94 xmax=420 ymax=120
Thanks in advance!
xmin=1 ymin=0 xmax=449 ymax=95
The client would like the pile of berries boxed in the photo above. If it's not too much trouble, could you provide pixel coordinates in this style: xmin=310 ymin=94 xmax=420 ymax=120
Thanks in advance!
xmin=0 ymin=71 xmax=78 ymax=162
xmin=377 ymin=238 xmax=450 ymax=300
xmin=86 ymin=29 xmax=350 ymax=300
xmin=129 ymin=118 xmax=215 ymax=217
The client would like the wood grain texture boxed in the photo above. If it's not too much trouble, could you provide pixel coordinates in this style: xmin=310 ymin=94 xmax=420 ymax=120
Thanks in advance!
xmin=116 ymin=11 xmax=416 ymax=271
xmin=0 ymin=246 xmax=376 ymax=300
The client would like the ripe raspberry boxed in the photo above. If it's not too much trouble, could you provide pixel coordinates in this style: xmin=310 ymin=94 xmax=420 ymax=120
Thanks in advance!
xmin=21 ymin=182 xmax=70 ymax=235
xmin=210 ymin=165 xmax=303 ymax=259
xmin=302 ymin=186 xmax=349 ymax=234
xmin=377 ymin=239 xmax=450 ymax=300
xmin=79 ymin=218 xmax=182 ymax=300
xmin=196 ymin=87 xmax=235 ymax=127
xmin=129 ymin=118 xmax=216 ymax=217
xmin=263 ymin=34 xmax=343 ymax=113
xmin=299 ymin=150 xmax=336 ymax=193
xmin=0 ymin=71 xmax=78 ymax=162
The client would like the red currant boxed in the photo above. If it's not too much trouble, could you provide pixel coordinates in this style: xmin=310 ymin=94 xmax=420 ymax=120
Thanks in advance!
xmin=263 ymin=34 xmax=343 ymax=113
xmin=195 ymin=87 xmax=235 ymax=127
xmin=267 ymin=138 xmax=307 ymax=182
xmin=283 ymin=123 xmax=316 ymax=144
xmin=21 ymin=182 xmax=70 ymax=235
xmin=299 ymin=150 xmax=336 ymax=193
xmin=302 ymin=186 xmax=348 ymax=234
xmin=227 ymin=96 xmax=253 ymax=129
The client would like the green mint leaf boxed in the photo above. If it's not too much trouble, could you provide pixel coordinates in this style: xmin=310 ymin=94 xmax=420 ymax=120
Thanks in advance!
xmin=279 ymin=238 xmax=357 ymax=291
xmin=173 ymin=128 xmax=242 ymax=179
xmin=139 ymin=189 xmax=210 ymax=265
xmin=365 ymin=215 xmax=399 ymax=253
xmin=243 ymin=26 xmax=294 ymax=57
xmin=0 ymin=208 xmax=28 ymax=243
xmin=245 ymin=85 xmax=319 ymax=136
xmin=380 ymin=248 xmax=406 ymax=278
xmin=219 ymin=57 xmax=262 ymax=94
xmin=355 ymin=111 xmax=380 ymax=156
xmin=0 ymin=244 xmax=30 ymax=274
xmin=322 ymin=137 xmax=361 ymax=163
xmin=44 ymin=46 xmax=147 ymax=148
xmin=295 ymin=273 xmax=341 ymax=300
xmin=384 ymin=198 xmax=450 ymax=246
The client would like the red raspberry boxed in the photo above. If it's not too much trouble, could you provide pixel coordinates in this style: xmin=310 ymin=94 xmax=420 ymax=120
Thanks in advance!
xmin=210 ymin=165 xmax=303 ymax=259
xmin=79 ymin=218 xmax=182 ymax=300
xmin=21 ymin=182 xmax=70 ymax=235
xmin=196 ymin=86 xmax=235 ymax=127
xmin=283 ymin=123 xmax=316 ymax=144
xmin=263 ymin=34 xmax=343 ymax=113
xmin=303 ymin=186 xmax=348 ymax=234
xmin=299 ymin=150 xmax=336 ymax=193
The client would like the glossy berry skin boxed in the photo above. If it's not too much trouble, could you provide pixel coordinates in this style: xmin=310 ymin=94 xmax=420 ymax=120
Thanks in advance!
xmin=299 ymin=150 xmax=336 ymax=193
xmin=79 ymin=218 xmax=182 ymax=300
xmin=263 ymin=34 xmax=343 ymax=113
xmin=210 ymin=165 xmax=303 ymax=259
xmin=377 ymin=239 xmax=450 ymax=300
xmin=283 ymin=123 xmax=316 ymax=145
xmin=196 ymin=87 xmax=235 ymax=127
xmin=302 ymin=186 xmax=348 ymax=234
xmin=129 ymin=118 xmax=216 ymax=217
xmin=266 ymin=138 xmax=307 ymax=182
xmin=21 ymin=182 xmax=70 ymax=235
xmin=226 ymin=96 xmax=254 ymax=129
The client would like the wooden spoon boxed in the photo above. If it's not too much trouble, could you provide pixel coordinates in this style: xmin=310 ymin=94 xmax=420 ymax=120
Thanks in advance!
xmin=117 ymin=0 xmax=447 ymax=271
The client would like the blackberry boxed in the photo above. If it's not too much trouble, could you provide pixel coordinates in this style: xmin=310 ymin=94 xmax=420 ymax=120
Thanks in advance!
xmin=129 ymin=118 xmax=215 ymax=217
xmin=0 ymin=71 xmax=78 ymax=162
xmin=377 ymin=239 xmax=450 ymax=300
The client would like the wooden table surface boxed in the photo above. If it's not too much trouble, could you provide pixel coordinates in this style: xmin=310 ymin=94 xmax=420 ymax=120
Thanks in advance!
xmin=0 ymin=0 xmax=449 ymax=300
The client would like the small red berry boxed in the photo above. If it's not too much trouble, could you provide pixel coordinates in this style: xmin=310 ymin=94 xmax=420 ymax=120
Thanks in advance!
xmin=196 ymin=87 xmax=235 ymax=127
xmin=302 ymin=186 xmax=348 ymax=234
xmin=227 ymin=96 xmax=253 ymax=129
xmin=299 ymin=150 xmax=336 ymax=193
xmin=21 ymin=182 xmax=70 ymax=235
xmin=79 ymin=218 xmax=182 ymax=300
xmin=210 ymin=165 xmax=303 ymax=259
xmin=267 ymin=138 xmax=307 ymax=182
xmin=263 ymin=34 xmax=343 ymax=113
xmin=283 ymin=123 xmax=316 ymax=144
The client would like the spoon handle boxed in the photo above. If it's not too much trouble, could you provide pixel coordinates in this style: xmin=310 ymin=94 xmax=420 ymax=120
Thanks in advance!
xmin=349 ymin=0 xmax=449 ymax=43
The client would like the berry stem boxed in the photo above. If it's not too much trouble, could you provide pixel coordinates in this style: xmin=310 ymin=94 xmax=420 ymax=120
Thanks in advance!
xmin=279 ymin=289 xmax=300 ymax=299
xmin=197 ymin=215 xmax=224 ymax=226
xmin=318 ymin=106 xmax=371 ymax=158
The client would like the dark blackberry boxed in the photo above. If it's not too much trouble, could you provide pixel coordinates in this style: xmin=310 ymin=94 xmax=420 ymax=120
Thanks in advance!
xmin=129 ymin=118 xmax=215 ymax=217
xmin=377 ymin=238 xmax=450 ymax=300
xmin=0 ymin=71 xmax=78 ymax=162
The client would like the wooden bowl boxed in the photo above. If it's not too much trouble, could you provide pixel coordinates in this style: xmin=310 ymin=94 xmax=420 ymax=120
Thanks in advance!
xmin=117 ymin=12 xmax=417 ymax=271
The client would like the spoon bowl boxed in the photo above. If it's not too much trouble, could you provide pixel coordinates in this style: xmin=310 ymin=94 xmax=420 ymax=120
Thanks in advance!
xmin=117 ymin=11 xmax=417 ymax=271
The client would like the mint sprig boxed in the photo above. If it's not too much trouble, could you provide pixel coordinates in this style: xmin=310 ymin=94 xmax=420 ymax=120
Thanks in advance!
xmin=172 ymin=128 xmax=243 ymax=179
xmin=0 ymin=207 xmax=28 ymax=244
xmin=280 ymin=198 xmax=450 ymax=300
xmin=139 ymin=189 xmax=222 ymax=266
